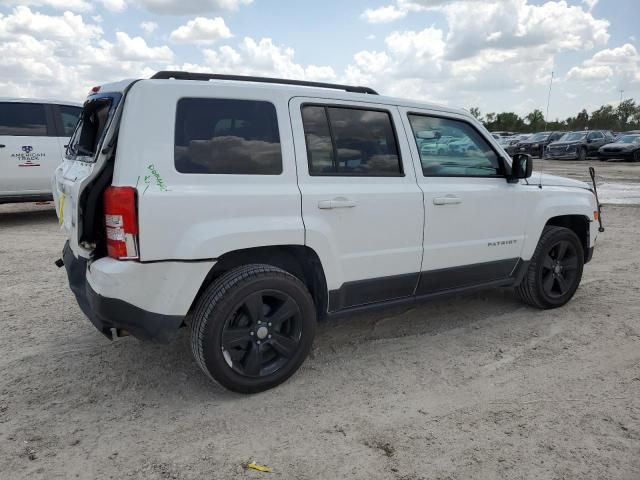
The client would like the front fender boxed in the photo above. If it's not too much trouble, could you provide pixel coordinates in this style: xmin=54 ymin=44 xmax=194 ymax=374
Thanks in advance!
xmin=521 ymin=186 xmax=596 ymax=260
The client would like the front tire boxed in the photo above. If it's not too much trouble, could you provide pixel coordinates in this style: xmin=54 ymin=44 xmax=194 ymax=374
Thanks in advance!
xmin=578 ymin=147 xmax=587 ymax=161
xmin=190 ymin=264 xmax=316 ymax=393
xmin=516 ymin=226 xmax=584 ymax=309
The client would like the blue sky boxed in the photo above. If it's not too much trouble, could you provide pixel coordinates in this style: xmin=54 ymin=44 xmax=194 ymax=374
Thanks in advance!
xmin=1 ymin=0 xmax=638 ymax=119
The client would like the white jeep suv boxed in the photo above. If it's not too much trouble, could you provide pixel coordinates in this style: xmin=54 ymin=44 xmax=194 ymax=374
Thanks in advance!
xmin=1 ymin=98 xmax=81 ymax=203
xmin=55 ymin=72 xmax=602 ymax=393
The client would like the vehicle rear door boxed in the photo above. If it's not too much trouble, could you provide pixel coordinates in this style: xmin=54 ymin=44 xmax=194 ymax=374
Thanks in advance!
xmin=290 ymin=97 xmax=424 ymax=311
xmin=52 ymin=104 xmax=82 ymax=159
xmin=0 ymin=101 xmax=60 ymax=196
xmin=399 ymin=107 xmax=528 ymax=294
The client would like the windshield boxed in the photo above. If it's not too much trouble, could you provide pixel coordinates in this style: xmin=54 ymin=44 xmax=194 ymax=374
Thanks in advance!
xmin=529 ymin=133 xmax=549 ymax=142
xmin=617 ymin=135 xmax=640 ymax=144
xmin=67 ymin=94 xmax=120 ymax=162
xmin=560 ymin=132 xmax=586 ymax=142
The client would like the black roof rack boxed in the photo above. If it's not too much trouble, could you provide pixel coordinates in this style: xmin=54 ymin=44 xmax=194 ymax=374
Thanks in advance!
xmin=150 ymin=71 xmax=379 ymax=95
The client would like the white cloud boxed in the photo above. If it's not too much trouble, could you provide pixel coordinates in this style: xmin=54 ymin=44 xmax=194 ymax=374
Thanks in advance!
xmin=112 ymin=31 xmax=173 ymax=61
xmin=0 ymin=7 xmax=174 ymax=100
xmin=140 ymin=21 xmax=158 ymax=35
xmin=582 ymin=0 xmax=598 ymax=11
xmin=3 ymin=0 xmax=93 ymax=12
xmin=0 ymin=6 xmax=102 ymax=43
xmin=361 ymin=5 xmax=407 ymax=23
xmin=1 ymin=0 xmax=635 ymax=120
xmin=442 ymin=0 xmax=609 ymax=60
xmin=586 ymin=43 xmax=639 ymax=66
xmin=169 ymin=17 xmax=232 ymax=44
xmin=190 ymin=37 xmax=337 ymax=81
xmin=566 ymin=65 xmax=613 ymax=81
xmin=102 ymin=0 xmax=127 ymax=12
xmin=566 ymin=43 xmax=640 ymax=88
xmin=132 ymin=0 xmax=252 ymax=15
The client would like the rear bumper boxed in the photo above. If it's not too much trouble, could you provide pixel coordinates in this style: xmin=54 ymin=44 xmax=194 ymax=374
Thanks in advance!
xmin=63 ymin=241 xmax=183 ymax=342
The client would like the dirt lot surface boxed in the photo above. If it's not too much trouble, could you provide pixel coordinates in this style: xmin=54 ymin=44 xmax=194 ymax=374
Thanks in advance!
xmin=1 ymin=160 xmax=639 ymax=479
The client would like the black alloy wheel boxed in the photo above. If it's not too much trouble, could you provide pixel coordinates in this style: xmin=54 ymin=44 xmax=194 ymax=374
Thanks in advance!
xmin=516 ymin=226 xmax=584 ymax=309
xmin=221 ymin=289 xmax=303 ymax=378
xmin=191 ymin=264 xmax=316 ymax=393
xmin=539 ymin=240 xmax=579 ymax=299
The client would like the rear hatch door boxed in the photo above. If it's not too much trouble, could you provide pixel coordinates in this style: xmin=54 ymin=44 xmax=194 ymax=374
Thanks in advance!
xmin=53 ymin=90 xmax=124 ymax=257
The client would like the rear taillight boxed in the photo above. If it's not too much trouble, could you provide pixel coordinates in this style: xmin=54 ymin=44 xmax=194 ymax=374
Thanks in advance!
xmin=103 ymin=186 xmax=139 ymax=260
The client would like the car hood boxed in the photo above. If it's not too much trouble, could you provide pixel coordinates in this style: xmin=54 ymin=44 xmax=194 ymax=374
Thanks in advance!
xmin=529 ymin=173 xmax=591 ymax=190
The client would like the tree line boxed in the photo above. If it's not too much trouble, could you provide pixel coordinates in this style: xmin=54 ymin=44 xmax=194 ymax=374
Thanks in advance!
xmin=469 ymin=99 xmax=640 ymax=133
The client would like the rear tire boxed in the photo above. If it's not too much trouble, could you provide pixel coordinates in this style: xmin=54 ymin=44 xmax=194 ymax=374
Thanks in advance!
xmin=516 ymin=226 xmax=584 ymax=309
xmin=190 ymin=264 xmax=316 ymax=393
xmin=634 ymin=150 xmax=640 ymax=162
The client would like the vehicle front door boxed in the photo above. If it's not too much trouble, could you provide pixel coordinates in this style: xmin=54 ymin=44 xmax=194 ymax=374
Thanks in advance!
xmin=587 ymin=131 xmax=605 ymax=154
xmin=0 ymin=102 xmax=61 ymax=196
xmin=290 ymin=98 xmax=424 ymax=311
xmin=399 ymin=108 xmax=528 ymax=295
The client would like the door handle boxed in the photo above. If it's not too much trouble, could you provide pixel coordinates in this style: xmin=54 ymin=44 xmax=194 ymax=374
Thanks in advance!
xmin=318 ymin=198 xmax=356 ymax=209
xmin=433 ymin=195 xmax=462 ymax=205
xmin=0 ymin=144 xmax=5 ymax=148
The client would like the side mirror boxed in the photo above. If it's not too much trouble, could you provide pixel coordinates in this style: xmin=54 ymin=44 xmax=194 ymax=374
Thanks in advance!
xmin=508 ymin=153 xmax=532 ymax=183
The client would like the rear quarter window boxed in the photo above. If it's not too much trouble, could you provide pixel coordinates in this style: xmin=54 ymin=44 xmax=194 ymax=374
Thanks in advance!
xmin=0 ymin=102 xmax=48 ymax=136
xmin=174 ymin=98 xmax=282 ymax=175
xmin=58 ymin=105 xmax=82 ymax=136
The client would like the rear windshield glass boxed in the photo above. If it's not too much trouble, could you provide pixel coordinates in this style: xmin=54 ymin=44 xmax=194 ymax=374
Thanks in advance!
xmin=67 ymin=96 xmax=118 ymax=161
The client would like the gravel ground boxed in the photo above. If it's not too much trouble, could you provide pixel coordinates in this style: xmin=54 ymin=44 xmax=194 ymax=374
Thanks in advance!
xmin=1 ymin=159 xmax=639 ymax=479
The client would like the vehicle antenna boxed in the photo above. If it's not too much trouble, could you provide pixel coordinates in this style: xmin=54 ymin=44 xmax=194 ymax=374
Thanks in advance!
xmin=540 ymin=70 xmax=554 ymax=189
xmin=545 ymin=70 xmax=554 ymax=131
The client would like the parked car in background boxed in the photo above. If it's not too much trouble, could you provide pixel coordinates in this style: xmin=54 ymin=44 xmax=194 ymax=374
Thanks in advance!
xmin=420 ymin=135 xmax=456 ymax=156
xmin=491 ymin=131 xmax=515 ymax=138
xmin=513 ymin=131 xmax=564 ymax=158
xmin=447 ymin=136 xmax=482 ymax=155
xmin=546 ymin=130 xmax=614 ymax=161
xmin=0 ymin=98 xmax=81 ymax=203
xmin=598 ymin=134 xmax=640 ymax=162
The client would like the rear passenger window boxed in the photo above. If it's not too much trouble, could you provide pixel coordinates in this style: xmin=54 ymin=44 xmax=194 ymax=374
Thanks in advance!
xmin=301 ymin=105 xmax=402 ymax=176
xmin=0 ymin=102 xmax=48 ymax=136
xmin=175 ymin=98 xmax=282 ymax=175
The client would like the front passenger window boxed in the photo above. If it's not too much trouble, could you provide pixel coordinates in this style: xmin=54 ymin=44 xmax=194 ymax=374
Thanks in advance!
xmin=407 ymin=114 xmax=502 ymax=177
